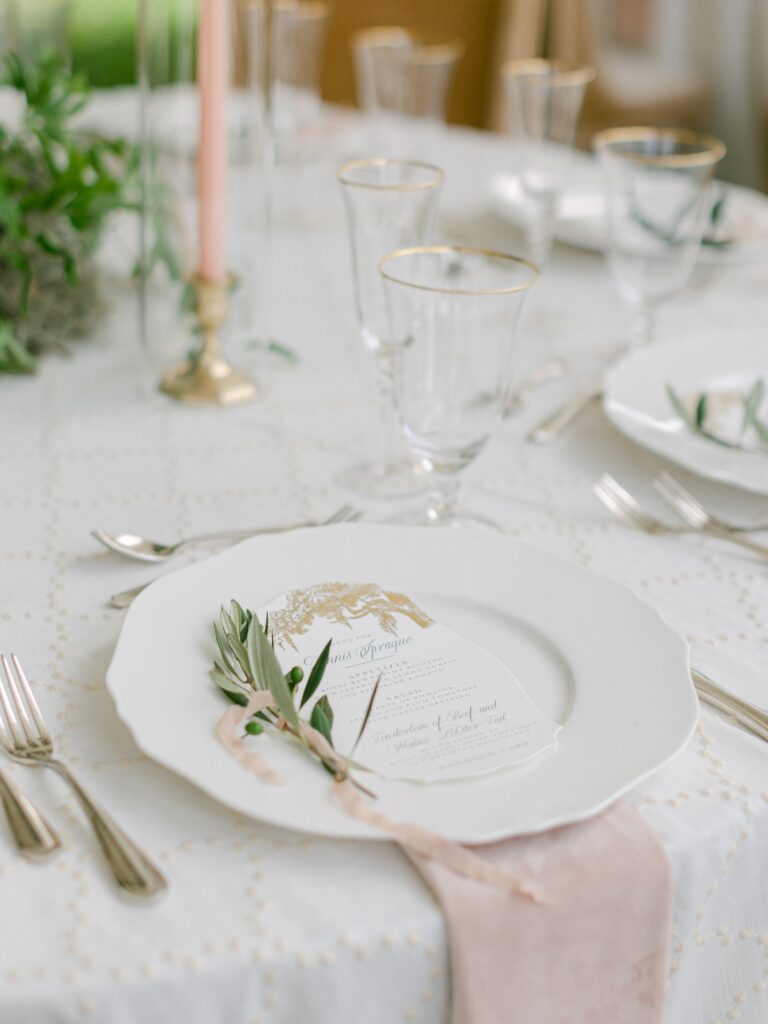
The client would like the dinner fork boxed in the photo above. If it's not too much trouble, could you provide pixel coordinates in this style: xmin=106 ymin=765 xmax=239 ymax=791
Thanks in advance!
xmin=0 ymin=655 xmax=167 ymax=898
xmin=654 ymin=471 xmax=768 ymax=535
xmin=652 ymin=473 xmax=768 ymax=558
xmin=108 ymin=507 xmax=364 ymax=609
xmin=93 ymin=503 xmax=359 ymax=563
xmin=594 ymin=474 xmax=768 ymax=559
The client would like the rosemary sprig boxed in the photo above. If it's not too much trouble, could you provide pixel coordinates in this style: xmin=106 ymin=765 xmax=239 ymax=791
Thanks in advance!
xmin=210 ymin=601 xmax=379 ymax=793
xmin=667 ymin=381 xmax=768 ymax=456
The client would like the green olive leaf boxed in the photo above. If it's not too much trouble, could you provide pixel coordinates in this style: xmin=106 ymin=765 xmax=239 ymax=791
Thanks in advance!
xmin=666 ymin=384 xmax=694 ymax=427
xmin=309 ymin=701 xmax=333 ymax=748
xmin=300 ymin=639 xmax=332 ymax=709
xmin=695 ymin=393 xmax=708 ymax=428
xmin=246 ymin=615 xmax=301 ymax=730
xmin=210 ymin=667 xmax=249 ymax=706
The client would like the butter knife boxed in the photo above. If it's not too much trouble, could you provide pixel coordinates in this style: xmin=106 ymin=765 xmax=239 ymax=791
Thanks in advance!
xmin=692 ymin=668 xmax=768 ymax=743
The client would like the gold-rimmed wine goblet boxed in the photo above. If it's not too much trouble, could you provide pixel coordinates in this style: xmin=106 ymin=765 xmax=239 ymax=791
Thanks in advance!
xmin=352 ymin=29 xmax=463 ymax=155
xmin=380 ymin=245 xmax=539 ymax=528
xmin=502 ymin=60 xmax=595 ymax=266
xmin=337 ymin=158 xmax=444 ymax=500
xmin=593 ymin=127 xmax=726 ymax=346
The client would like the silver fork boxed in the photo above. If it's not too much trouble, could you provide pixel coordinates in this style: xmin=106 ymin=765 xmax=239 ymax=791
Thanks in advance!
xmin=594 ymin=474 xmax=768 ymax=558
xmin=654 ymin=471 xmax=768 ymax=535
xmin=0 ymin=656 xmax=167 ymax=899
xmin=93 ymin=503 xmax=359 ymax=563
xmin=593 ymin=474 xmax=683 ymax=537
xmin=108 ymin=507 xmax=363 ymax=609
xmin=653 ymin=473 xmax=768 ymax=559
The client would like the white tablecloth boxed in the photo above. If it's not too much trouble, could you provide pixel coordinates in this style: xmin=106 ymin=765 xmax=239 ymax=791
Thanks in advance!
xmin=2 ymin=118 xmax=768 ymax=1024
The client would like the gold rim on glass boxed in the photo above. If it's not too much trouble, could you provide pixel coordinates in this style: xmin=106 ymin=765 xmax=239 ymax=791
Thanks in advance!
xmin=352 ymin=26 xmax=411 ymax=49
xmin=337 ymin=158 xmax=445 ymax=191
xmin=592 ymin=127 xmax=726 ymax=167
xmin=378 ymin=246 xmax=540 ymax=296
xmin=407 ymin=41 xmax=465 ymax=66
xmin=501 ymin=59 xmax=596 ymax=87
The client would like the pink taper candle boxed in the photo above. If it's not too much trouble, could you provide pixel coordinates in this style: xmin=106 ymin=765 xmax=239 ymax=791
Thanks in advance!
xmin=197 ymin=0 xmax=228 ymax=283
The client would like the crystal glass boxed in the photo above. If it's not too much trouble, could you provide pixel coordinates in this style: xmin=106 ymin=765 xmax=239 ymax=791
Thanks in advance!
xmin=353 ymin=28 xmax=462 ymax=154
xmin=593 ymin=127 xmax=726 ymax=346
xmin=502 ymin=60 xmax=594 ymax=265
xmin=380 ymin=246 xmax=539 ymax=527
xmin=338 ymin=158 xmax=444 ymax=500
xmin=243 ymin=0 xmax=330 ymax=147
xmin=1 ymin=0 xmax=71 ymax=64
xmin=352 ymin=26 xmax=412 ymax=115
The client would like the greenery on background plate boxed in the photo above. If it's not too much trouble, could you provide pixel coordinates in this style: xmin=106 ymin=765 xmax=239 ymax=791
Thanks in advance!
xmin=0 ymin=52 xmax=138 ymax=374
xmin=667 ymin=379 xmax=768 ymax=455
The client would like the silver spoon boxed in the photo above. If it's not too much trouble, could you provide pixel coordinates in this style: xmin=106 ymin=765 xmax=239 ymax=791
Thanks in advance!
xmin=108 ymin=509 xmax=363 ymax=609
xmin=93 ymin=505 xmax=357 ymax=563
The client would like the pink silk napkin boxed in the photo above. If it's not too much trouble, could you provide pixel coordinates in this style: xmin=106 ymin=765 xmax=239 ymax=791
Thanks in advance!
xmin=218 ymin=698 xmax=671 ymax=1022
xmin=407 ymin=801 xmax=672 ymax=1024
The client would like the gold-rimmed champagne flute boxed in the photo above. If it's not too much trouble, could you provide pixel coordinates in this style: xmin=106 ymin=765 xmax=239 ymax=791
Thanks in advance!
xmin=593 ymin=127 xmax=726 ymax=346
xmin=380 ymin=245 xmax=539 ymax=528
xmin=338 ymin=158 xmax=444 ymax=500
xmin=502 ymin=60 xmax=595 ymax=265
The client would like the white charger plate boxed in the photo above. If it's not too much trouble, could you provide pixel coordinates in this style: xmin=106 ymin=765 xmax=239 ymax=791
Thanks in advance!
xmin=489 ymin=157 xmax=768 ymax=266
xmin=605 ymin=336 xmax=768 ymax=495
xmin=106 ymin=525 xmax=696 ymax=843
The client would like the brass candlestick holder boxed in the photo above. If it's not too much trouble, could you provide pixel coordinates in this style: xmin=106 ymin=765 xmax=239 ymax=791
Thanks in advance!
xmin=159 ymin=276 xmax=257 ymax=406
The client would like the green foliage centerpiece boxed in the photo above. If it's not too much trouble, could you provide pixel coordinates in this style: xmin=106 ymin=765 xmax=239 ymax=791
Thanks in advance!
xmin=0 ymin=53 xmax=138 ymax=373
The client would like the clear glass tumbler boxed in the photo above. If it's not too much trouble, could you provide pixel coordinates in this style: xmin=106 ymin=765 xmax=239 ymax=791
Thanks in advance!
xmin=338 ymin=158 xmax=444 ymax=500
xmin=380 ymin=246 xmax=539 ymax=527
xmin=502 ymin=60 xmax=594 ymax=265
xmin=593 ymin=127 xmax=726 ymax=346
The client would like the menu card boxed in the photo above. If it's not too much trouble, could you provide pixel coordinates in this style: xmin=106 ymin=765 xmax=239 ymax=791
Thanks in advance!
xmin=260 ymin=582 xmax=560 ymax=783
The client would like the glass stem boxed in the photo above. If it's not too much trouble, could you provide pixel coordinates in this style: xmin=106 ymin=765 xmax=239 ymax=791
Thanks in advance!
xmin=426 ymin=472 xmax=461 ymax=523
xmin=371 ymin=346 xmax=400 ymax=466
xmin=525 ymin=199 xmax=556 ymax=267
xmin=630 ymin=305 xmax=655 ymax=347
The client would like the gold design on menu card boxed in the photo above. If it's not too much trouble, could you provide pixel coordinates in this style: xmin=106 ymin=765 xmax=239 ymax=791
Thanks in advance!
xmin=270 ymin=582 xmax=434 ymax=650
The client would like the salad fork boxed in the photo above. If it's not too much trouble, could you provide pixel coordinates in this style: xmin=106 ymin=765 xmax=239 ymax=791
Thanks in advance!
xmin=93 ymin=504 xmax=359 ymax=563
xmin=654 ymin=471 xmax=768 ymax=534
xmin=594 ymin=474 xmax=768 ymax=558
xmin=0 ymin=655 xmax=167 ymax=899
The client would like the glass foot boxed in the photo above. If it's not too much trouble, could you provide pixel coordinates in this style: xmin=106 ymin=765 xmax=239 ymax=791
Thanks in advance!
xmin=390 ymin=506 xmax=503 ymax=530
xmin=337 ymin=459 xmax=429 ymax=501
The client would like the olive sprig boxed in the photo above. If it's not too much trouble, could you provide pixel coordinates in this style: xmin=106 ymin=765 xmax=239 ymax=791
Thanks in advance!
xmin=211 ymin=601 xmax=379 ymax=794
